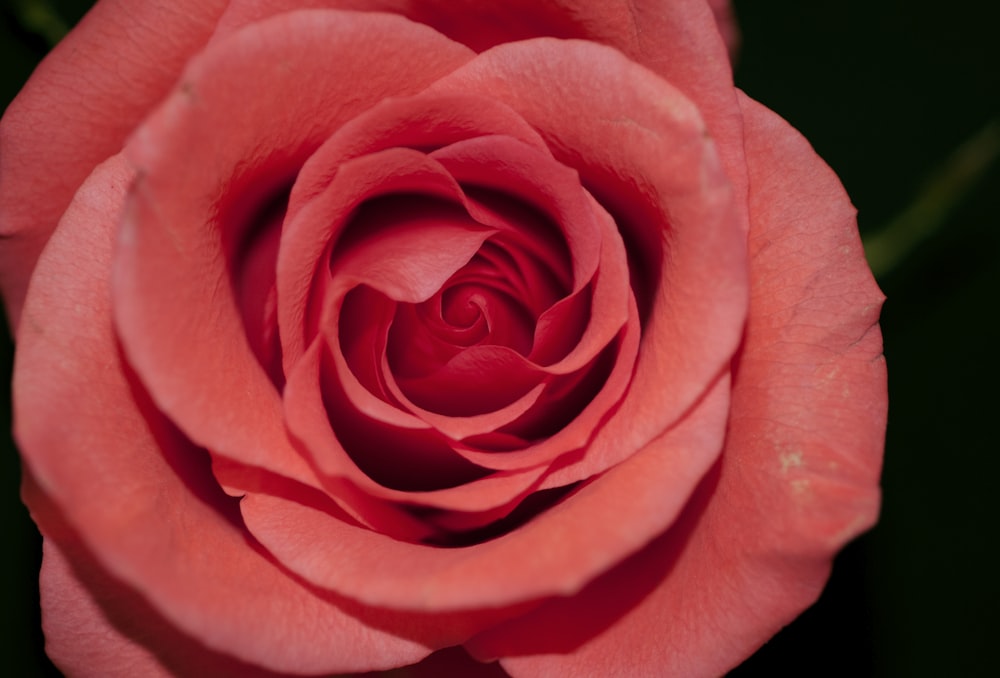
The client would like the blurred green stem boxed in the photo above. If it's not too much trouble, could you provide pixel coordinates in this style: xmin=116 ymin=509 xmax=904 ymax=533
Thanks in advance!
xmin=10 ymin=0 xmax=68 ymax=47
xmin=863 ymin=118 xmax=1000 ymax=280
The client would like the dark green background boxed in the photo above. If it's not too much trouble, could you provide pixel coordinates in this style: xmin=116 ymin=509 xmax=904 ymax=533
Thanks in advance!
xmin=2 ymin=1 xmax=998 ymax=675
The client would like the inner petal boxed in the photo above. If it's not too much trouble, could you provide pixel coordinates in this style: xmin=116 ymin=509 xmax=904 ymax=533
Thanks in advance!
xmin=276 ymin=146 xmax=486 ymax=374
xmin=393 ymin=344 xmax=544 ymax=418
xmin=319 ymin=340 xmax=492 ymax=492
xmin=441 ymin=282 xmax=535 ymax=354
xmin=387 ymin=272 xmax=537 ymax=382
xmin=330 ymin=194 xmax=495 ymax=305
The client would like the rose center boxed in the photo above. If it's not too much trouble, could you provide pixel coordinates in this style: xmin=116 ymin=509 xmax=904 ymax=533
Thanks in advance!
xmin=435 ymin=277 xmax=536 ymax=353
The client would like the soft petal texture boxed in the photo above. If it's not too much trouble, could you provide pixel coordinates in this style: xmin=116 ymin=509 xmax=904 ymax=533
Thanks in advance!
xmin=282 ymin=92 xmax=551 ymax=231
xmin=708 ymin=0 xmax=740 ymax=56
xmin=29 ymin=492 xmax=295 ymax=678
xmin=463 ymin=95 xmax=886 ymax=678
xmin=0 ymin=0 xmax=228 ymax=329
xmin=215 ymin=0 xmax=750 ymax=231
xmin=38 ymin=538 xmax=184 ymax=678
xmin=429 ymin=39 xmax=748 ymax=484
xmin=238 ymin=374 xmax=729 ymax=611
xmin=278 ymin=145 xmax=496 ymax=371
xmin=113 ymin=11 xmax=475 ymax=495
xmin=15 ymin=156 xmax=439 ymax=674
xmin=284 ymin=338 xmax=550 ymax=516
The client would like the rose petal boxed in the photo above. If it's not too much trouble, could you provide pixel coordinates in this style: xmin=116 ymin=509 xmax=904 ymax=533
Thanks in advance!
xmin=239 ymin=375 xmax=729 ymax=611
xmin=729 ymin=92 xmax=886 ymax=543
xmin=289 ymin=135 xmax=632 ymax=469
xmin=215 ymin=1 xmax=737 ymax=108
xmin=464 ymin=94 xmax=886 ymax=678
xmin=14 ymin=157 xmax=437 ymax=673
xmin=381 ymin=353 xmax=551 ymax=441
xmin=392 ymin=345 xmax=546 ymax=419
xmin=708 ymin=0 xmax=741 ymax=57
xmin=285 ymin=92 xmax=551 ymax=226
xmin=113 ymin=10 xmax=475 ymax=493
xmin=331 ymin=193 xmax=496 ymax=305
xmin=235 ymin=193 xmax=286 ymax=386
xmin=37 ymin=537 xmax=182 ymax=678
xmin=402 ymin=288 xmax=639 ymax=475
xmin=430 ymin=134 xmax=631 ymax=373
xmin=283 ymin=335 xmax=552 ymax=531
xmin=30 ymin=501 xmax=294 ymax=678
xmin=281 ymin=148 xmax=545 ymax=447
xmin=214 ymin=0 xmax=748 ymax=228
xmin=281 ymin=128 xmax=581 ymax=378
xmin=430 ymin=39 xmax=748 ymax=483
xmin=300 ymin=338 xmax=492 ymax=493
xmin=367 ymin=133 xmax=638 ymax=471
xmin=0 ymin=0 xmax=228 ymax=328
xmin=277 ymin=95 xmax=553 ymax=371
xmin=279 ymin=147 xmax=491 ymax=374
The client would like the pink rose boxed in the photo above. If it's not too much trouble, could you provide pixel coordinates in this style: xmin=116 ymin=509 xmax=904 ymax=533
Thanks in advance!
xmin=1 ymin=1 xmax=886 ymax=676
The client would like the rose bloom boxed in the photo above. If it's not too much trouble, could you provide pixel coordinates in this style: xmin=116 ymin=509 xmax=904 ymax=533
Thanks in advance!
xmin=0 ymin=1 xmax=886 ymax=676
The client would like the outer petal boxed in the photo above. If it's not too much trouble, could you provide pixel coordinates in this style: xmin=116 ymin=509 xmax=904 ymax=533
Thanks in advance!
xmin=215 ymin=0 xmax=749 ymax=232
xmin=465 ymin=96 xmax=886 ymax=678
xmin=0 ymin=0 xmax=228 ymax=328
xmin=30 ymin=498 xmax=293 ymax=678
xmin=708 ymin=0 xmax=740 ymax=57
xmin=14 ymin=156 xmax=437 ymax=674
xmin=38 ymin=539 xmax=179 ymax=678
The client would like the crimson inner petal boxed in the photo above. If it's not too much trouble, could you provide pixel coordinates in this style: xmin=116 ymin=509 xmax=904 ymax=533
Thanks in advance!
xmin=318 ymin=341 xmax=490 ymax=491
xmin=459 ymin=186 xmax=573 ymax=301
xmin=227 ymin=184 xmax=293 ymax=388
xmin=313 ymin=126 xmax=634 ymax=476
xmin=497 ymin=330 xmax=622 ymax=441
xmin=440 ymin=282 xmax=535 ymax=354
xmin=380 ymin=187 xmax=583 ymax=388
xmin=471 ymin=239 xmax=566 ymax=317
xmin=390 ymin=271 xmax=538 ymax=374
xmin=392 ymin=344 xmax=543 ymax=418
xmin=338 ymin=285 xmax=399 ymax=405
xmin=328 ymin=179 xmax=594 ymax=421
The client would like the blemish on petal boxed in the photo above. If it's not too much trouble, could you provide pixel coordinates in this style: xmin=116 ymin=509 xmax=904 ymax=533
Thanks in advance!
xmin=779 ymin=450 xmax=803 ymax=474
